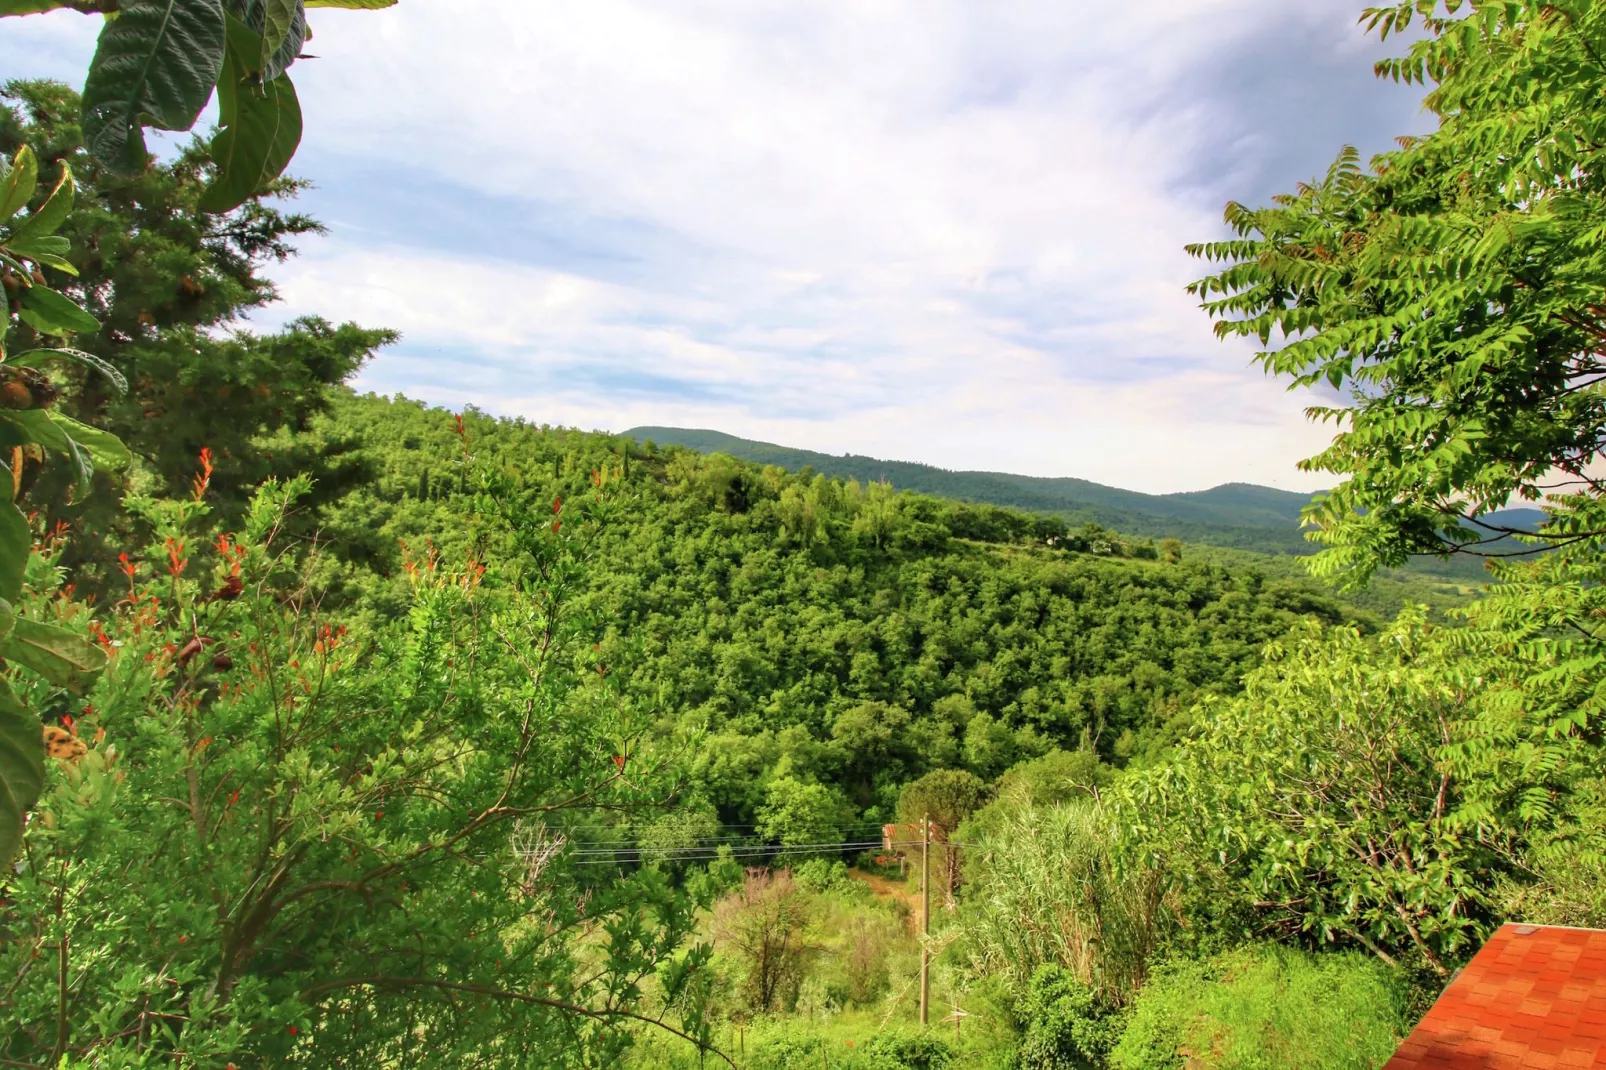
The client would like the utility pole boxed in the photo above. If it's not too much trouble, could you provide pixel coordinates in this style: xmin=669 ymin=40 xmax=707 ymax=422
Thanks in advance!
xmin=920 ymin=813 xmax=931 ymax=1026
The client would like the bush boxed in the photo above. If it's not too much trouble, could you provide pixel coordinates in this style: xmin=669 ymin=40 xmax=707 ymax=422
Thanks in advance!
xmin=794 ymin=857 xmax=867 ymax=898
xmin=959 ymin=801 xmax=1167 ymax=1000
xmin=713 ymin=870 xmax=820 ymax=1012
xmin=747 ymin=1029 xmax=830 ymax=1070
xmin=1109 ymin=944 xmax=1408 ymax=1069
xmin=865 ymin=1028 xmax=956 ymax=1069
xmin=1011 ymin=964 xmax=1125 ymax=1069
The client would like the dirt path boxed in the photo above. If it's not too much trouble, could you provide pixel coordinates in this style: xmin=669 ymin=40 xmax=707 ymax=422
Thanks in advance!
xmin=848 ymin=869 xmax=924 ymax=932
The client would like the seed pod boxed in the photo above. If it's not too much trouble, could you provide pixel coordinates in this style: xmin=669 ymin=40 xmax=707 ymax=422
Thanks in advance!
xmin=28 ymin=270 xmax=45 ymax=287
xmin=0 ymin=381 xmax=32 ymax=410
xmin=27 ymin=377 xmax=57 ymax=409
xmin=211 ymin=653 xmax=233 ymax=672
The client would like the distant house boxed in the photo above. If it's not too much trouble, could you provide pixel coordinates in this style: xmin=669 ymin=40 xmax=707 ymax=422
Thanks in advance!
xmin=1384 ymin=923 xmax=1606 ymax=1069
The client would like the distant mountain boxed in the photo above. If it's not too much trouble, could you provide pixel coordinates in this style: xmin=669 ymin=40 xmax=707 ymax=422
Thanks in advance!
xmin=623 ymin=426 xmax=1544 ymax=567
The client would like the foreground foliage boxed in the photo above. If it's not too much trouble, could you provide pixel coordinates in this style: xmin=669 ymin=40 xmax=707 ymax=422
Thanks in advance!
xmin=0 ymin=472 xmax=722 ymax=1064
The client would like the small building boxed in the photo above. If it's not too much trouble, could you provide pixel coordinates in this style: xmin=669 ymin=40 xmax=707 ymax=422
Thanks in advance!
xmin=1384 ymin=923 xmax=1606 ymax=1069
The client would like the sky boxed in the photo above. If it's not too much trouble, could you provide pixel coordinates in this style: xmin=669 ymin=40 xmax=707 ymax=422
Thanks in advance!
xmin=0 ymin=2 xmax=1430 ymax=494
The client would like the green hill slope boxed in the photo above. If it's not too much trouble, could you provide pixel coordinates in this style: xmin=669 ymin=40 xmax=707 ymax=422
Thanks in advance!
xmin=319 ymin=395 xmax=1431 ymax=794
xmin=625 ymin=427 xmax=1317 ymax=551
xmin=624 ymin=426 xmax=1543 ymax=576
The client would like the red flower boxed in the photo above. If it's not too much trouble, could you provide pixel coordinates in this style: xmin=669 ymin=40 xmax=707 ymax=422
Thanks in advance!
xmin=192 ymin=448 xmax=214 ymax=502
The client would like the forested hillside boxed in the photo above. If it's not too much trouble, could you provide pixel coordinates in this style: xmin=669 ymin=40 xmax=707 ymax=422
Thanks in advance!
xmin=1 ymin=3 xmax=1604 ymax=1068
xmin=628 ymin=426 xmax=1540 ymax=579
xmin=308 ymin=395 xmax=1382 ymax=806
xmin=627 ymin=425 xmax=1321 ymax=550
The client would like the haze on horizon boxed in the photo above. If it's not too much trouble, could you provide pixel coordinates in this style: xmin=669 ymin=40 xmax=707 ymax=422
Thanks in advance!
xmin=0 ymin=1 xmax=1429 ymax=494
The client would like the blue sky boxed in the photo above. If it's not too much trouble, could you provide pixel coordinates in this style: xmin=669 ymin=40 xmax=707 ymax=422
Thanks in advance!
xmin=0 ymin=2 xmax=1427 ymax=492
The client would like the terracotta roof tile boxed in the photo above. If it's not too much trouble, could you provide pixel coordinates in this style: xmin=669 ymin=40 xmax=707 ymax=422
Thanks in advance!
xmin=1385 ymin=925 xmax=1606 ymax=1069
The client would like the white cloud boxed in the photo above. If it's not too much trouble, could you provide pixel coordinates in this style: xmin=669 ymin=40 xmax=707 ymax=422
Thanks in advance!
xmin=1 ymin=0 xmax=1421 ymax=492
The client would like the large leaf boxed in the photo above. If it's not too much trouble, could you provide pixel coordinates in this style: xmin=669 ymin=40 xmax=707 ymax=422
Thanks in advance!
xmin=0 ymin=495 xmax=25 ymax=605
xmin=0 ymin=675 xmax=43 ymax=868
xmin=17 ymin=285 xmax=100 ymax=337
xmin=0 ymin=145 xmax=36 ymax=225
xmin=2 ymin=409 xmax=93 ymax=487
xmin=0 ymin=0 xmax=72 ymax=13
xmin=81 ymin=0 xmax=228 ymax=175
xmin=9 ymin=348 xmax=129 ymax=393
xmin=8 ymin=161 xmax=74 ymax=245
xmin=258 ymin=0 xmax=303 ymax=81
xmin=45 ymin=410 xmax=133 ymax=471
xmin=1 ymin=617 xmax=108 ymax=693
xmin=261 ymin=0 xmax=300 ymax=73
xmin=5 ymin=235 xmax=70 ymax=262
xmin=223 ymin=0 xmax=305 ymax=81
xmin=199 ymin=38 xmax=302 ymax=213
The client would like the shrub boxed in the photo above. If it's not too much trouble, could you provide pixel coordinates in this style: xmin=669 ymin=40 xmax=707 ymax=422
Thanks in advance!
xmin=865 ymin=1027 xmax=956 ymax=1069
xmin=713 ymin=869 xmax=821 ymax=1012
xmin=794 ymin=857 xmax=867 ymax=898
xmin=959 ymin=801 xmax=1167 ymax=1000
xmin=1011 ymin=964 xmax=1126 ymax=1069
xmin=1109 ymin=944 xmax=1408 ymax=1070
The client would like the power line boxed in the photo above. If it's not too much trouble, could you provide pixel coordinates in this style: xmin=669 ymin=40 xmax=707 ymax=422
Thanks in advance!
xmin=569 ymin=838 xmax=886 ymax=857
xmin=562 ymin=824 xmax=890 ymax=848
xmin=568 ymin=840 xmax=888 ymax=866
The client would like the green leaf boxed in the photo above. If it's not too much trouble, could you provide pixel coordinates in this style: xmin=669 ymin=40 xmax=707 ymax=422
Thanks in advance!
xmin=8 ymin=160 xmax=74 ymax=245
xmin=45 ymin=410 xmax=132 ymax=470
xmin=0 ymin=145 xmax=37 ymax=225
xmin=81 ymin=0 xmax=228 ymax=175
xmin=222 ymin=1 xmax=304 ymax=81
xmin=17 ymin=285 xmax=100 ymax=337
xmin=9 ymin=348 xmax=128 ymax=393
xmin=0 ymin=0 xmax=71 ymax=13
xmin=260 ymin=0 xmax=296 ymax=56
xmin=21 ymin=252 xmax=77 ymax=277
xmin=0 ymin=496 xmax=26 ymax=605
xmin=6 ymin=235 xmax=70 ymax=262
xmin=1 ymin=617 xmax=107 ymax=693
xmin=259 ymin=0 xmax=300 ymax=80
xmin=0 ymin=676 xmax=43 ymax=868
xmin=199 ymin=50 xmax=302 ymax=213
xmin=1 ymin=409 xmax=92 ymax=487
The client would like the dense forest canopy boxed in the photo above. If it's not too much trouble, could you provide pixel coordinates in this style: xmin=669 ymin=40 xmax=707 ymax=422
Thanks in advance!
xmin=0 ymin=0 xmax=1604 ymax=1066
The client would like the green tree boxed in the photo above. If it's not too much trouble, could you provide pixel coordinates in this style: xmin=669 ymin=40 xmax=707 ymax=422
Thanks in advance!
xmin=1121 ymin=614 xmax=1503 ymax=975
xmin=897 ymin=767 xmax=986 ymax=904
xmin=1187 ymin=1 xmax=1606 ymax=586
xmin=0 ymin=468 xmax=724 ymax=1063
xmin=711 ymin=869 xmax=819 ymax=1014
xmin=757 ymin=776 xmax=848 ymax=857
xmin=0 ymin=81 xmax=394 ymax=559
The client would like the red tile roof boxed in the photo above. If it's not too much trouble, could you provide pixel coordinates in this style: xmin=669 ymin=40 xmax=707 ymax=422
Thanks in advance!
xmin=1385 ymin=923 xmax=1606 ymax=1070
